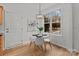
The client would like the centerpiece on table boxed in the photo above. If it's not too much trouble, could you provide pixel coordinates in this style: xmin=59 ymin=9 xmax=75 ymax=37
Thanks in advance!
xmin=37 ymin=26 xmax=43 ymax=34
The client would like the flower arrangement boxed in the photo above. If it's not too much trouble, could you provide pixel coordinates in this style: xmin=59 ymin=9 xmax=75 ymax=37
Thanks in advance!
xmin=37 ymin=26 xmax=43 ymax=33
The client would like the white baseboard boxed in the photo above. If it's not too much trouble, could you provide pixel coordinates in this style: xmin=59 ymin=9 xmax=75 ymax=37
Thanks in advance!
xmin=72 ymin=49 xmax=77 ymax=52
xmin=22 ymin=41 xmax=30 ymax=45
xmin=51 ymin=41 xmax=73 ymax=52
xmin=5 ymin=41 xmax=31 ymax=49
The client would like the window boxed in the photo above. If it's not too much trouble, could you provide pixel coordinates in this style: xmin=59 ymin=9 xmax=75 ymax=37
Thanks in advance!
xmin=44 ymin=9 xmax=62 ymax=34
xmin=52 ymin=16 xmax=61 ymax=32
xmin=44 ymin=15 xmax=50 ymax=32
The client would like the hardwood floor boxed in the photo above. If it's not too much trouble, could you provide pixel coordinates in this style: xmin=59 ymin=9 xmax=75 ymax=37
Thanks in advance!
xmin=4 ymin=42 xmax=79 ymax=56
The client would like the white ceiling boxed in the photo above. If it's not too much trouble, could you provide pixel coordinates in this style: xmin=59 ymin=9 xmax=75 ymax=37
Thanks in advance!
xmin=41 ymin=3 xmax=57 ymax=10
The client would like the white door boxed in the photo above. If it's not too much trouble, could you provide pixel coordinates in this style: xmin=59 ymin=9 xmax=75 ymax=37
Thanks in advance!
xmin=5 ymin=11 xmax=23 ymax=49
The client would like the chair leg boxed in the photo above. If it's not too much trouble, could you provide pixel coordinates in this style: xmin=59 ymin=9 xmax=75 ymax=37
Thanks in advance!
xmin=29 ymin=41 xmax=32 ymax=47
xmin=49 ymin=42 xmax=52 ymax=49
xmin=29 ymin=41 xmax=35 ymax=46
xmin=33 ymin=41 xmax=37 ymax=49
xmin=43 ymin=42 xmax=46 ymax=52
xmin=45 ymin=42 xmax=52 ymax=49
xmin=40 ymin=45 xmax=43 ymax=51
xmin=36 ymin=45 xmax=44 ymax=52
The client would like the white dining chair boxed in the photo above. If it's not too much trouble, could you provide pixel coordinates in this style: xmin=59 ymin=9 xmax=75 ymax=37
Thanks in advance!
xmin=43 ymin=33 xmax=53 ymax=51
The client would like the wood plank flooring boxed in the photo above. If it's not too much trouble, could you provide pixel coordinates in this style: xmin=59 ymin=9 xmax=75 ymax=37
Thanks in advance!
xmin=4 ymin=42 xmax=79 ymax=56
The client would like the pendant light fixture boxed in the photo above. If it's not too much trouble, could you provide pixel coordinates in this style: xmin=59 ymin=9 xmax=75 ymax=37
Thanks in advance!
xmin=36 ymin=3 xmax=44 ymax=32
xmin=36 ymin=3 xmax=43 ymax=19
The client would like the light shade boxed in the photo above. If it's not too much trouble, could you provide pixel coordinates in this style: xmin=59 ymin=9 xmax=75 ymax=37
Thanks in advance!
xmin=36 ymin=14 xmax=44 ymax=19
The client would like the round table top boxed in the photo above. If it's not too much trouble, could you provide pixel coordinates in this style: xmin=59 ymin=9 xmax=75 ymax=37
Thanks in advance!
xmin=32 ymin=33 xmax=47 ymax=37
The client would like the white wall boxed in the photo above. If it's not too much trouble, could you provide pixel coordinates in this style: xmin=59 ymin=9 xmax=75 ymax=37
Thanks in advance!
xmin=72 ymin=3 xmax=79 ymax=51
xmin=42 ymin=4 xmax=73 ymax=51
xmin=41 ymin=3 xmax=79 ymax=51
xmin=3 ymin=3 xmax=39 ymax=49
